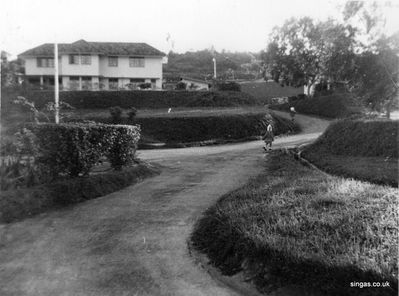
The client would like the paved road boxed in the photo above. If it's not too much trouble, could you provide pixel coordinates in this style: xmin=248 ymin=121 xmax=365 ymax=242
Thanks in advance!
xmin=0 ymin=113 xmax=329 ymax=296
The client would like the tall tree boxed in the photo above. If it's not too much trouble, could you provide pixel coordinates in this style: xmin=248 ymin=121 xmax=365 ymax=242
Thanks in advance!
xmin=262 ymin=17 xmax=357 ymax=96
xmin=342 ymin=1 xmax=398 ymax=117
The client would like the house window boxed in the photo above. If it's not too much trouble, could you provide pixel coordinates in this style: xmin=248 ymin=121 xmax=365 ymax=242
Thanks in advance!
xmin=109 ymin=78 xmax=118 ymax=90
xmin=69 ymin=76 xmax=80 ymax=90
xmin=129 ymin=57 xmax=145 ymax=67
xmin=81 ymin=55 xmax=91 ymax=65
xmin=69 ymin=55 xmax=79 ymax=65
xmin=108 ymin=56 xmax=118 ymax=67
xmin=37 ymin=58 xmax=54 ymax=68
xmin=130 ymin=78 xmax=145 ymax=83
xmin=81 ymin=76 xmax=92 ymax=90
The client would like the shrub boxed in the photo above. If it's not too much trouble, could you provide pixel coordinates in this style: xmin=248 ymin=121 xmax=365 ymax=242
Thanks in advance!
xmin=139 ymin=82 xmax=152 ymax=89
xmin=132 ymin=113 xmax=298 ymax=143
xmin=175 ymin=81 xmax=187 ymax=90
xmin=109 ymin=106 xmax=123 ymax=124
xmin=214 ymin=81 xmax=241 ymax=91
xmin=106 ymin=125 xmax=141 ymax=170
xmin=0 ymin=128 xmax=47 ymax=190
xmin=28 ymin=123 xmax=141 ymax=177
xmin=270 ymin=94 xmax=357 ymax=118
xmin=127 ymin=107 xmax=138 ymax=120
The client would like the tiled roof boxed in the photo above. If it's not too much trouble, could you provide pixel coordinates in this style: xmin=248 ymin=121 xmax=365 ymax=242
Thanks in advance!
xmin=19 ymin=39 xmax=165 ymax=57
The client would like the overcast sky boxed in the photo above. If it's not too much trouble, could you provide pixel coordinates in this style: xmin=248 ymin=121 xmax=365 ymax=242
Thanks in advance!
xmin=1 ymin=0 xmax=398 ymax=57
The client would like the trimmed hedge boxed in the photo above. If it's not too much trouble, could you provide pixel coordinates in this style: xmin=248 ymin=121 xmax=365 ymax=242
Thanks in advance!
xmin=270 ymin=94 xmax=357 ymax=118
xmin=307 ymin=119 xmax=398 ymax=158
xmin=2 ymin=90 xmax=259 ymax=110
xmin=29 ymin=123 xmax=140 ymax=177
xmin=0 ymin=163 xmax=158 ymax=223
xmin=80 ymin=113 xmax=300 ymax=144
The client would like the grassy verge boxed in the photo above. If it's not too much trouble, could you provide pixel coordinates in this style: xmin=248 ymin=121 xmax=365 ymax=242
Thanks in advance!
xmin=0 ymin=162 xmax=159 ymax=223
xmin=191 ymin=151 xmax=398 ymax=296
xmin=300 ymin=119 xmax=398 ymax=187
xmin=301 ymin=148 xmax=398 ymax=187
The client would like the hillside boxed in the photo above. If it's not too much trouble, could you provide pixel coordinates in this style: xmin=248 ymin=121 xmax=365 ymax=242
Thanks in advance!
xmin=163 ymin=50 xmax=262 ymax=80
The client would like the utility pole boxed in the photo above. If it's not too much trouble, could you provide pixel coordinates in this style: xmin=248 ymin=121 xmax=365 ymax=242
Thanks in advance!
xmin=212 ymin=57 xmax=217 ymax=79
xmin=54 ymin=43 xmax=59 ymax=124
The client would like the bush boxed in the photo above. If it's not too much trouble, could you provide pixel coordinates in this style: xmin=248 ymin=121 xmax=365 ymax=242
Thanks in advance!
xmin=29 ymin=123 xmax=141 ymax=177
xmin=175 ymin=81 xmax=187 ymax=90
xmin=1 ymin=90 xmax=259 ymax=110
xmin=131 ymin=113 xmax=299 ymax=144
xmin=214 ymin=81 xmax=241 ymax=91
xmin=106 ymin=125 xmax=140 ymax=170
xmin=127 ymin=107 xmax=137 ymax=120
xmin=139 ymin=82 xmax=152 ymax=89
xmin=270 ymin=94 xmax=357 ymax=118
xmin=109 ymin=106 xmax=123 ymax=124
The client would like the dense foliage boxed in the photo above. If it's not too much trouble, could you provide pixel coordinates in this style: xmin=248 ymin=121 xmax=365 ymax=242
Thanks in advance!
xmin=79 ymin=113 xmax=299 ymax=145
xmin=261 ymin=2 xmax=398 ymax=116
xmin=29 ymin=123 xmax=141 ymax=177
xmin=214 ymin=81 xmax=241 ymax=91
xmin=270 ymin=94 xmax=357 ymax=118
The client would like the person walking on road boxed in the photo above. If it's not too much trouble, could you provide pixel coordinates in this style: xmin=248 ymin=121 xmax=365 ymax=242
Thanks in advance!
xmin=263 ymin=123 xmax=274 ymax=152
xmin=290 ymin=106 xmax=296 ymax=122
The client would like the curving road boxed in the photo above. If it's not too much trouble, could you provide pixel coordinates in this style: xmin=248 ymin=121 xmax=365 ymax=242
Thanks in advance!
xmin=0 ymin=112 xmax=329 ymax=296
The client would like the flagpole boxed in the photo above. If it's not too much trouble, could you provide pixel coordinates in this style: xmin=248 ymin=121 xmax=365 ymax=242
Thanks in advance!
xmin=54 ymin=43 xmax=59 ymax=124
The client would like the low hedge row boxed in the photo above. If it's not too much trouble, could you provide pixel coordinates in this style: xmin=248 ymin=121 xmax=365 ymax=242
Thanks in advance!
xmin=0 ymin=163 xmax=158 ymax=223
xmin=29 ymin=123 xmax=140 ymax=177
xmin=307 ymin=119 xmax=398 ymax=158
xmin=80 ymin=113 xmax=300 ymax=144
xmin=2 ymin=90 xmax=259 ymax=110
xmin=270 ymin=94 xmax=356 ymax=118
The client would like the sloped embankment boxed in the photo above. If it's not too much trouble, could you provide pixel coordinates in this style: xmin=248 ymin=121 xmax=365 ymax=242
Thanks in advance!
xmin=191 ymin=151 xmax=398 ymax=296
xmin=301 ymin=119 xmax=398 ymax=186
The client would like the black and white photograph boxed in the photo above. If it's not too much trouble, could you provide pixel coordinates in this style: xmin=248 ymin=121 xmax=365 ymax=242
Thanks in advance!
xmin=0 ymin=0 xmax=398 ymax=295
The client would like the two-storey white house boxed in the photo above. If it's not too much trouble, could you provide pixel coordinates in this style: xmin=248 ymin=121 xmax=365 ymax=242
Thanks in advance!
xmin=18 ymin=39 xmax=166 ymax=90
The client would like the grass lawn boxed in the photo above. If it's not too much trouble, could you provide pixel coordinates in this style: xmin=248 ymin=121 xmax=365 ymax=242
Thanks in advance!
xmin=191 ymin=151 xmax=398 ymax=296
xmin=301 ymin=149 xmax=398 ymax=187
xmin=240 ymin=81 xmax=302 ymax=102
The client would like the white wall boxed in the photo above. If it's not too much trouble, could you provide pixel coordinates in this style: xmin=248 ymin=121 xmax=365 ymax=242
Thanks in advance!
xmin=60 ymin=55 xmax=100 ymax=76
xmin=99 ymin=56 xmax=162 ymax=79
xmin=24 ymin=58 xmax=58 ymax=76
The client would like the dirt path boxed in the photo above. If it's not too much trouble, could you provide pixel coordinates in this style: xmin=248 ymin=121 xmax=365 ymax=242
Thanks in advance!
xmin=0 ymin=113 xmax=329 ymax=296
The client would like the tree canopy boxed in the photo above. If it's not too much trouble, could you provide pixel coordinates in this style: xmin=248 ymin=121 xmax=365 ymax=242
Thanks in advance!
xmin=261 ymin=1 xmax=398 ymax=116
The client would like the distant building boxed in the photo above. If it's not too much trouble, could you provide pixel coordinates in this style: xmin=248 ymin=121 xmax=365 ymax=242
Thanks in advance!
xmin=18 ymin=39 xmax=167 ymax=90
xmin=180 ymin=77 xmax=210 ymax=91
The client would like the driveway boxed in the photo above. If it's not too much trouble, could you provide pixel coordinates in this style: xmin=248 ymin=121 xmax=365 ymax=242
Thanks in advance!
xmin=0 ymin=113 xmax=329 ymax=296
